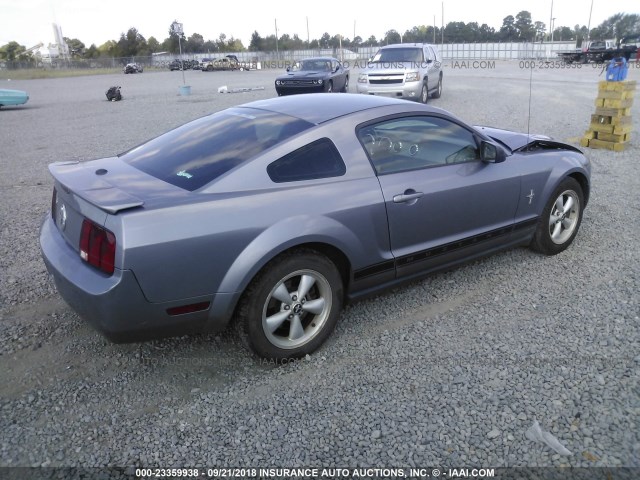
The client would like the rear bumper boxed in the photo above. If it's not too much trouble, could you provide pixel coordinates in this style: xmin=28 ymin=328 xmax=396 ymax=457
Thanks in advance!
xmin=39 ymin=216 xmax=238 ymax=342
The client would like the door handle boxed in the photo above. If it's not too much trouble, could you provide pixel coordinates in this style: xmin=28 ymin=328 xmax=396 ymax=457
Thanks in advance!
xmin=393 ymin=191 xmax=424 ymax=203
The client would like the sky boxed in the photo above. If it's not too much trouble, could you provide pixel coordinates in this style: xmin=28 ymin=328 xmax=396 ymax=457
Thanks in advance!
xmin=1 ymin=0 xmax=638 ymax=49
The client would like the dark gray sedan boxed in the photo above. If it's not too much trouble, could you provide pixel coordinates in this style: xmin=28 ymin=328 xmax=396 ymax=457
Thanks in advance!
xmin=40 ymin=94 xmax=590 ymax=359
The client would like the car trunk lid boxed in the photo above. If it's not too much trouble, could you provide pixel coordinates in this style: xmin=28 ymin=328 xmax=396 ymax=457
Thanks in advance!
xmin=50 ymin=160 xmax=144 ymax=214
xmin=49 ymin=158 xmax=189 ymax=256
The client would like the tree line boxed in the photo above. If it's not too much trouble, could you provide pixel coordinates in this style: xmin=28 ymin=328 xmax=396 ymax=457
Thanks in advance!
xmin=1 ymin=13 xmax=638 ymax=61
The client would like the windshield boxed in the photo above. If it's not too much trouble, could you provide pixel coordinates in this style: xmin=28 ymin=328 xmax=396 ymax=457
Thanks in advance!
xmin=371 ymin=48 xmax=423 ymax=63
xmin=121 ymin=108 xmax=313 ymax=191
xmin=294 ymin=59 xmax=332 ymax=71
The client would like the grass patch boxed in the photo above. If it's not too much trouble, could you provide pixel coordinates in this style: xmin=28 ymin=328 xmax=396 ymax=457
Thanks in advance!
xmin=2 ymin=68 xmax=123 ymax=80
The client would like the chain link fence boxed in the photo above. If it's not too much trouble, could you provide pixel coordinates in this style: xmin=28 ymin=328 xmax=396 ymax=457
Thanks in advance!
xmin=0 ymin=42 xmax=580 ymax=70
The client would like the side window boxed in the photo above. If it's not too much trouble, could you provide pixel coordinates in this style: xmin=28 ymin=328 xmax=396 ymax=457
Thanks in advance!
xmin=267 ymin=138 xmax=346 ymax=183
xmin=429 ymin=47 xmax=438 ymax=63
xmin=357 ymin=116 xmax=480 ymax=175
xmin=424 ymin=47 xmax=433 ymax=62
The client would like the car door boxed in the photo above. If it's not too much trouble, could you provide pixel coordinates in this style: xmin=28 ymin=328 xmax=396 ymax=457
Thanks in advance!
xmin=423 ymin=47 xmax=439 ymax=91
xmin=332 ymin=60 xmax=346 ymax=90
xmin=358 ymin=115 xmax=521 ymax=278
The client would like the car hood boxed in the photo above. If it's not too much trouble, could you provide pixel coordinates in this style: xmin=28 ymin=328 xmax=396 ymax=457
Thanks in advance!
xmin=474 ymin=126 xmax=550 ymax=150
xmin=277 ymin=71 xmax=331 ymax=80
xmin=363 ymin=61 xmax=417 ymax=73
xmin=473 ymin=126 xmax=581 ymax=154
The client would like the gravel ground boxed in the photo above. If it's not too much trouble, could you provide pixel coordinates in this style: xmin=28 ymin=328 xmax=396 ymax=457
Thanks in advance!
xmin=0 ymin=62 xmax=639 ymax=472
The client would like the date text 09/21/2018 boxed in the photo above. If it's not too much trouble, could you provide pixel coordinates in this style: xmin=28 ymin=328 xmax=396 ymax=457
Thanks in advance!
xmin=135 ymin=467 xmax=496 ymax=478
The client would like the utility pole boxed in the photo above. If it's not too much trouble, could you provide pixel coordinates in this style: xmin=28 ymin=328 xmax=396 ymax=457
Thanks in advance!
xmin=549 ymin=0 xmax=554 ymax=42
xmin=441 ymin=1 xmax=444 ymax=45
xmin=275 ymin=19 xmax=279 ymax=58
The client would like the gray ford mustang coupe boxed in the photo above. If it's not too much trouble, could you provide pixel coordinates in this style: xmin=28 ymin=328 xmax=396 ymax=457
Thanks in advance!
xmin=40 ymin=94 xmax=590 ymax=359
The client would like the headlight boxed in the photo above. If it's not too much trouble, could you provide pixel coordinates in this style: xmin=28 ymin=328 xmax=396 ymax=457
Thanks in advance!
xmin=275 ymin=80 xmax=282 ymax=85
xmin=405 ymin=72 xmax=420 ymax=82
xmin=316 ymin=79 xmax=323 ymax=85
xmin=358 ymin=73 xmax=368 ymax=83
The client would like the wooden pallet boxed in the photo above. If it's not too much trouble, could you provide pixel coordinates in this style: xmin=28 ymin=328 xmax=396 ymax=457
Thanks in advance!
xmin=582 ymin=80 xmax=636 ymax=151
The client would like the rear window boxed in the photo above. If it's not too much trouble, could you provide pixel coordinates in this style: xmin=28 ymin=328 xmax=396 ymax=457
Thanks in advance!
xmin=121 ymin=107 xmax=313 ymax=191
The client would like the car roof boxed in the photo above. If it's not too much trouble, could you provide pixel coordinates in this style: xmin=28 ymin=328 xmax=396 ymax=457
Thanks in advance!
xmin=381 ymin=43 xmax=432 ymax=49
xmin=241 ymin=94 xmax=436 ymax=125
xmin=298 ymin=57 xmax=337 ymax=62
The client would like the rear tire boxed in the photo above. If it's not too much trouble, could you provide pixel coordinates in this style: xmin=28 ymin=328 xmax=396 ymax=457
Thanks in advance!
xmin=530 ymin=178 xmax=584 ymax=255
xmin=236 ymin=250 xmax=343 ymax=360
xmin=341 ymin=76 xmax=349 ymax=93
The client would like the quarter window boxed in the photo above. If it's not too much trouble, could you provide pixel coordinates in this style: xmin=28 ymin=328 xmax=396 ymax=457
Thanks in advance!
xmin=357 ymin=116 xmax=480 ymax=175
xmin=267 ymin=138 xmax=346 ymax=183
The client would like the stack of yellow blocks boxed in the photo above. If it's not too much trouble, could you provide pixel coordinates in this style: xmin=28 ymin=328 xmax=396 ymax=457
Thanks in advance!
xmin=581 ymin=80 xmax=636 ymax=152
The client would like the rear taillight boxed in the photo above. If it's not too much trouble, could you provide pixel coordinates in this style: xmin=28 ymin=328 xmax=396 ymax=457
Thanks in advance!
xmin=79 ymin=219 xmax=116 ymax=275
xmin=51 ymin=188 xmax=57 ymax=222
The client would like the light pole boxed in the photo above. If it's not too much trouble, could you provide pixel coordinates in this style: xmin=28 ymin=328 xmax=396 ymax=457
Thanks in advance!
xmin=551 ymin=18 xmax=556 ymax=43
xmin=586 ymin=0 xmax=594 ymax=43
xmin=172 ymin=21 xmax=185 ymax=85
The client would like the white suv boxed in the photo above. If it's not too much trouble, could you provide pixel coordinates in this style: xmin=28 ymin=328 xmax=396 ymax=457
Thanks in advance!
xmin=356 ymin=43 xmax=443 ymax=103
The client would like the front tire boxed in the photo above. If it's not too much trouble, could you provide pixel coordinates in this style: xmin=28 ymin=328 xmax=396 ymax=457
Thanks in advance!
xmin=236 ymin=251 xmax=343 ymax=360
xmin=530 ymin=178 xmax=584 ymax=255
xmin=325 ymin=81 xmax=333 ymax=93
xmin=432 ymin=74 xmax=442 ymax=99
xmin=420 ymin=82 xmax=428 ymax=104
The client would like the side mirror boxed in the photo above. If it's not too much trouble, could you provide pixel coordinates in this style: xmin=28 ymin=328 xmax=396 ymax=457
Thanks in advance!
xmin=481 ymin=141 xmax=506 ymax=163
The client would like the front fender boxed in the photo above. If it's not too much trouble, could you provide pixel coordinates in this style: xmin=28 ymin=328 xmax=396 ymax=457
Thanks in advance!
xmin=537 ymin=152 xmax=590 ymax=212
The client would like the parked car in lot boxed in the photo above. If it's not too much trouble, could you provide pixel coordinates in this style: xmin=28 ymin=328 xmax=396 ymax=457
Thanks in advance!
xmin=0 ymin=88 xmax=29 ymax=108
xmin=123 ymin=63 xmax=143 ymax=74
xmin=201 ymin=55 xmax=247 ymax=71
xmin=168 ymin=59 xmax=184 ymax=71
xmin=275 ymin=57 xmax=349 ymax=95
xmin=357 ymin=43 xmax=443 ymax=103
xmin=40 ymin=94 xmax=590 ymax=359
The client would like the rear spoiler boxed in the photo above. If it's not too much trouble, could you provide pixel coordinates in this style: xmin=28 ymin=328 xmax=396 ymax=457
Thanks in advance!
xmin=49 ymin=161 xmax=144 ymax=214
